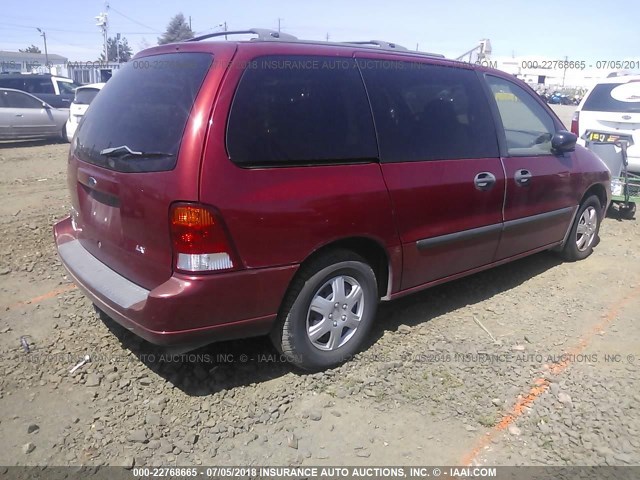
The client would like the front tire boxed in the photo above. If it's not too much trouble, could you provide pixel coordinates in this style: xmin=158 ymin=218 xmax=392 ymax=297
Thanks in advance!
xmin=560 ymin=195 xmax=602 ymax=261
xmin=271 ymin=249 xmax=378 ymax=371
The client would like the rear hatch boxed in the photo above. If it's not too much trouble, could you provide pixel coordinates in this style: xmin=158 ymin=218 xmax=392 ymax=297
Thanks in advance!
xmin=68 ymin=51 xmax=215 ymax=289
xmin=580 ymin=80 xmax=640 ymax=159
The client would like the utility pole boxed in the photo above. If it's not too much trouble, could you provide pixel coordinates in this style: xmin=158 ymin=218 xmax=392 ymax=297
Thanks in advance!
xmin=278 ymin=18 xmax=281 ymax=33
xmin=562 ymin=55 xmax=568 ymax=87
xmin=189 ymin=16 xmax=192 ymax=30
xmin=95 ymin=9 xmax=109 ymax=62
xmin=36 ymin=28 xmax=49 ymax=72
xmin=215 ymin=22 xmax=228 ymax=40
xmin=325 ymin=32 xmax=329 ymax=42
xmin=116 ymin=32 xmax=121 ymax=63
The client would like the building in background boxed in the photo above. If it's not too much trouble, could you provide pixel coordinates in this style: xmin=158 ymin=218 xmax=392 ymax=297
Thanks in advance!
xmin=455 ymin=40 xmax=640 ymax=92
xmin=1 ymin=50 xmax=122 ymax=84
xmin=66 ymin=61 xmax=121 ymax=84
xmin=492 ymin=55 xmax=611 ymax=90
xmin=0 ymin=50 xmax=67 ymax=75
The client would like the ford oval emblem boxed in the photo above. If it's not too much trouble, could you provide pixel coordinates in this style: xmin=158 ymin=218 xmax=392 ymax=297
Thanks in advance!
xmin=88 ymin=176 xmax=97 ymax=187
xmin=622 ymin=115 xmax=632 ymax=120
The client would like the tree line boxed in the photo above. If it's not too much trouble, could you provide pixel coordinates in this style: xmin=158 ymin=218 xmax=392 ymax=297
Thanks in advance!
xmin=20 ymin=13 xmax=195 ymax=62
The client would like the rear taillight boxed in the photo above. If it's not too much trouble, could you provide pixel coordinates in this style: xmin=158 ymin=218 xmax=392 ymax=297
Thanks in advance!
xmin=570 ymin=111 xmax=579 ymax=136
xmin=170 ymin=204 xmax=236 ymax=273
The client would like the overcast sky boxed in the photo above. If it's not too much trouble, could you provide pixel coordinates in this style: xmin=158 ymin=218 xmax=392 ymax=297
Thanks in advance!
xmin=1 ymin=0 xmax=639 ymax=62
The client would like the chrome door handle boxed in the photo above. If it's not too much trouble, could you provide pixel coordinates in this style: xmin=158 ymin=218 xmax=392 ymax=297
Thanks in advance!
xmin=474 ymin=172 xmax=496 ymax=191
xmin=515 ymin=169 xmax=532 ymax=186
xmin=15 ymin=114 xmax=23 ymax=117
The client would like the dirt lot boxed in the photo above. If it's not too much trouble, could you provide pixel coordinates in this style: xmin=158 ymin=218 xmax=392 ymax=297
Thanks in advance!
xmin=0 ymin=125 xmax=639 ymax=468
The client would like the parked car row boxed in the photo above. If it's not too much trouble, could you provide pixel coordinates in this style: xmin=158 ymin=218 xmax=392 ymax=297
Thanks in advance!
xmin=0 ymin=88 xmax=68 ymax=141
xmin=0 ymin=75 xmax=105 ymax=143
xmin=538 ymin=91 xmax=582 ymax=105
xmin=0 ymin=73 xmax=80 ymax=108
xmin=53 ymin=30 xmax=611 ymax=371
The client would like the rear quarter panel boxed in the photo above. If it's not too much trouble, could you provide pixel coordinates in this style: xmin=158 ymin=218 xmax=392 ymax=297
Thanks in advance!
xmin=198 ymin=43 xmax=401 ymax=281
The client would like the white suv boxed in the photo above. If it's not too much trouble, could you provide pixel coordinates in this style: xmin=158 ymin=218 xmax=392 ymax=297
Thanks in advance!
xmin=573 ymin=74 xmax=640 ymax=172
xmin=65 ymin=83 xmax=105 ymax=142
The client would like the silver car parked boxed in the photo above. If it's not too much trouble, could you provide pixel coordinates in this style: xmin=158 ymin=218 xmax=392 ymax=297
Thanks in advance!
xmin=0 ymin=88 xmax=68 ymax=142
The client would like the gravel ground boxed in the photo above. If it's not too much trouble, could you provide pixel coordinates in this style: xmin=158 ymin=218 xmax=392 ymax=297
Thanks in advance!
xmin=0 ymin=130 xmax=638 ymax=468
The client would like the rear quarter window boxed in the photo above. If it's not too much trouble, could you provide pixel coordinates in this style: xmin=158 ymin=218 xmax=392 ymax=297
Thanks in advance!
xmin=29 ymin=79 xmax=55 ymax=94
xmin=583 ymin=82 xmax=640 ymax=113
xmin=74 ymin=53 xmax=213 ymax=173
xmin=226 ymin=56 xmax=378 ymax=167
xmin=0 ymin=79 xmax=22 ymax=89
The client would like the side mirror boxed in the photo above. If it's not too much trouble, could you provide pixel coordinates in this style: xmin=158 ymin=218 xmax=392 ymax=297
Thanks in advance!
xmin=551 ymin=130 xmax=577 ymax=153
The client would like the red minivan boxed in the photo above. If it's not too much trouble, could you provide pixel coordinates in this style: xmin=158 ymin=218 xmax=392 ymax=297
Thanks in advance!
xmin=54 ymin=30 xmax=610 ymax=370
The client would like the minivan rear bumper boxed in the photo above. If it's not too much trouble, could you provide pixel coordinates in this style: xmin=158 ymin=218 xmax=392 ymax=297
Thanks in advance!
xmin=53 ymin=217 xmax=297 ymax=348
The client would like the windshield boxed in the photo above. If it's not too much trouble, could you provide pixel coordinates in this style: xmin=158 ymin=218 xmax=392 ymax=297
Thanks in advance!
xmin=74 ymin=52 xmax=213 ymax=172
xmin=583 ymin=82 xmax=640 ymax=113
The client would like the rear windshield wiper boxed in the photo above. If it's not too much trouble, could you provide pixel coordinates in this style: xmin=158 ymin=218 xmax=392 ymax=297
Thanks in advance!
xmin=100 ymin=145 xmax=174 ymax=159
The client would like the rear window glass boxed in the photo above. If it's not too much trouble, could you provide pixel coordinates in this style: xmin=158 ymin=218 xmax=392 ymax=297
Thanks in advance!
xmin=583 ymin=82 xmax=640 ymax=113
xmin=74 ymin=88 xmax=101 ymax=105
xmin=74 ymin=53 xmax=212 ymax=173
xmin=227 ymin=56 xmax=378 ymax=167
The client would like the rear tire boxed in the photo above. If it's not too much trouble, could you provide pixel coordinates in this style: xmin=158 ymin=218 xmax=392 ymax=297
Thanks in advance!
xmin=271 ymin=249 xmax=378 ymax=371
xmin=560 ymin=195 xmax=602 ymax=261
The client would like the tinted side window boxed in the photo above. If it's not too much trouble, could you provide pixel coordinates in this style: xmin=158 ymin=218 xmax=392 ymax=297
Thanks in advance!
xmin=0 ymin=79 xmax=23 ymax=90
xmin=227 ymin=56 xmax=378 ymax=166
xmin=3 ymin=90 xmax=43 ymax=109
xmin=359 ymin=61 xmax=498 ymax=162
xmin=485 ymin=75 xmax=556 ymax=156
xmin=27 ymin=79 xmax=55 ymax=94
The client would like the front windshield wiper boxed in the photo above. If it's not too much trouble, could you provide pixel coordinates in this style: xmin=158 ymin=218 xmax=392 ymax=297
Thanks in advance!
xmin=99 ymin=145 xmax=174 ymax=159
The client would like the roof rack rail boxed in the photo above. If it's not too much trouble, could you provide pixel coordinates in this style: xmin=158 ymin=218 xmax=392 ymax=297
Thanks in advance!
xmin=344 ymin=40 xmax=445 ymax=58
xmin=342 ymin=40 xmax=408 ymax=51
xmin=415 ymin=50 xmax=446 ymax=58
xmin=188 ymin=28 xmax=298 ymax=42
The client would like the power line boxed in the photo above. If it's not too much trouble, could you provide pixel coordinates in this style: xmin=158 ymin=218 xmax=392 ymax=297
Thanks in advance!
xmin=41 ymin=34 xmax=97 ymax=49
xmin=0 ymin=22 xmax=35 ymax=29
xmin=108 ymin=5 xmax=158 ymax=32
xmin=0 ymin=22 xmax=97 ymax=34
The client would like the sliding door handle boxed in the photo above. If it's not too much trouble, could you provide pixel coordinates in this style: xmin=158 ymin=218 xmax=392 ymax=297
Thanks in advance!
xmin=474 ymin=172 xmax=497 ymax=191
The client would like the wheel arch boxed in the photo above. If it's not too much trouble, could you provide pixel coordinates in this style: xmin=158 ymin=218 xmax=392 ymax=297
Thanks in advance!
xmin=293 ymin=236 xmax=391 ymax=300
xmin=581 ymin=183 xmax=608 ymax=213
